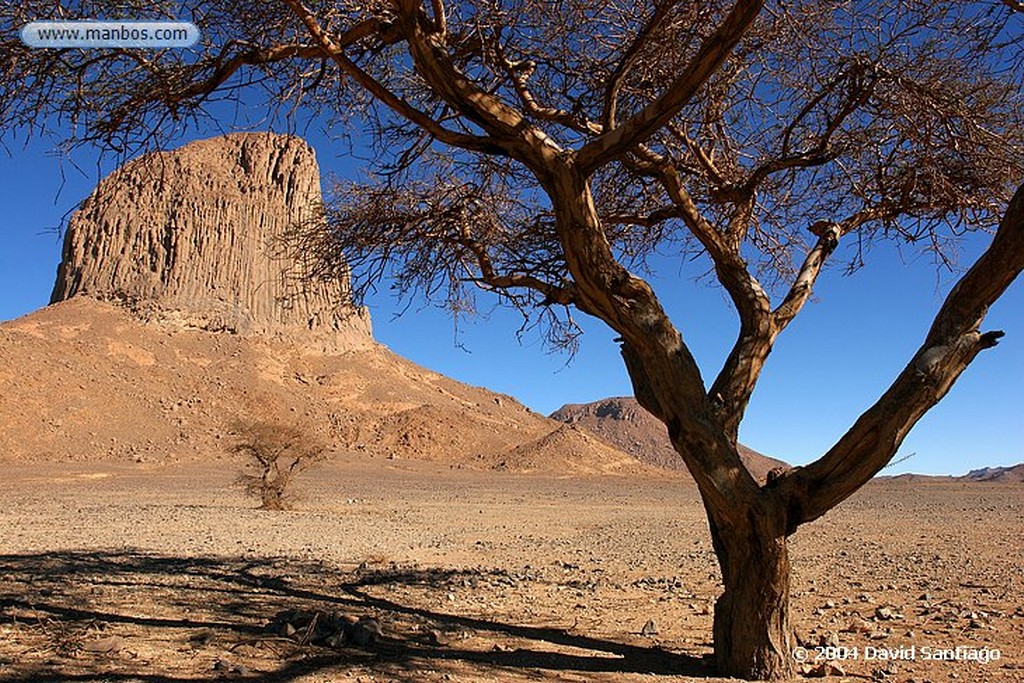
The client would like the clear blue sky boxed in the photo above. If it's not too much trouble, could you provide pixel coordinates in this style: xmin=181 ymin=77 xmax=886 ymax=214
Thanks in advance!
xmin=1 ymin=131 xmax=1021 ymax=476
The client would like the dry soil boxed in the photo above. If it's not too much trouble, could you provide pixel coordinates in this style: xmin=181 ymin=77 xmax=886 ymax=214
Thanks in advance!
xmin=0 ymin=456 xmax=1020 ymax=683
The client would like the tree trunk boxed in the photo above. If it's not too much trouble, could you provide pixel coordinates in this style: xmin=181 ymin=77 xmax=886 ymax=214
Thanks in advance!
xmin=707 ymin=500 xmax=794 ymax=680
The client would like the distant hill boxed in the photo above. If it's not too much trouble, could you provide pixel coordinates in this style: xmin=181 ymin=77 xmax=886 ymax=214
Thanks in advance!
xmin=963 ymin=464 xmax=1024 ymax=483
xmin=885 ymin=463 xmax=1024 ymax=484
xmin=550 ymin=396 xmax=788 ymax=481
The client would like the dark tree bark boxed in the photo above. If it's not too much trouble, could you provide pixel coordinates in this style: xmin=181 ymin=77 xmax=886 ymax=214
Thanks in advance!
xmin=707 ymin=500 xmax=792 ymax=679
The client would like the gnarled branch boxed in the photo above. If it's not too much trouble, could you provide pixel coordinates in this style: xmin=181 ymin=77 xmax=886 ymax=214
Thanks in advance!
xmin=391 ymin=0 xmax=566 ymax=171
xmin=776 ymin=182 xmax=1024 ymax=525
xmin=576 ymin=0 xmax=766 ymax=173
xmin=283 ymin=0 xmax=506 ymax=156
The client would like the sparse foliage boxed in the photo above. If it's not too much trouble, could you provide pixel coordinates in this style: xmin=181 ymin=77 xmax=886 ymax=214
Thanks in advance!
xmin=2 ymin=0 xmax=1022 ymax=678
xmin=228 ymin=418 xmax=327 ymax=511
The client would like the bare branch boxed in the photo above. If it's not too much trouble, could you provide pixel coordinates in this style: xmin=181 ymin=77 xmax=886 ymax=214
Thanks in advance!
xmin=493 ymin=42 xmax=603 ymax=135
xmin=742 ymin=61 xmax=880 ymax=196
xmin=455 ymin=215 xmax=579 ymax=306
xmin=391 ymin=0 xmax=566 ymax=170
xmin=429 ymin=0 xmax=447 ymax=36
xmin=666 ymin=122 xmax=733 ymax=189
xmin=95 ymin=41 xmax=321 ymax=135
xmin=777 ymin=182 xmax=1024 ymax=524
xmin=771 ymin=207 xmax=893 ymax=328
xmin=770 ymin=230 xmax=837 ymax=331
xmin=282 ymin=0 xmax=505 ymax=155
xmin=923 ymin=191 xmax=1024 ymax=346
xmin=600 ymin=0 xmax=678 ymax=131
xmin=601 ymin=205 xmax=683 ymax=227
xmin=576 ymin=0 xmax=766 ymax=173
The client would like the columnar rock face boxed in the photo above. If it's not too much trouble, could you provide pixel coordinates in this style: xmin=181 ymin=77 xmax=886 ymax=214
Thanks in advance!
xmin=51 ymin=132 xmax=371 ymax=341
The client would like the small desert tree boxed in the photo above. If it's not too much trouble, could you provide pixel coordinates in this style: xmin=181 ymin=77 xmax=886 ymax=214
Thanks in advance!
xmin=3 ymin=0 xmax=1023 ymax=678
xmin=228 ymin=418 xmax=327 ymax=511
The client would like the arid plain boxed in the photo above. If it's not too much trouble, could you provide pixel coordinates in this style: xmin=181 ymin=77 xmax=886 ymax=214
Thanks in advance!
xmin=0 ymin=455 xmax=1020 ymax=683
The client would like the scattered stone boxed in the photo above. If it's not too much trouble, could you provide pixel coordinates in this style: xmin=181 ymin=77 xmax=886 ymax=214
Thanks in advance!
xmin=426 ymin=629 xmax=448 ymax=647
xmin=804 ymin=661 xmax=845 ymax=677
xmin=844 ymin=617 xmax=873 ymax=634
xmin=872 ymin=663 xmax=899 ymax=680
xmin=212 ymin=659 xmax=248 ymax=675
xmin=874 ymin=606 xmax=904 ymax=621
xmin=81 ymin=635 xmax=124 ymax=654
xmin=350 ymin=617 xmax=383 ymax=647
xmin=817 ymin=631 xmax=840 ymax=648
xmin=265 ymin=609 xmax=382 ymax=649
xmin=188 ymin=630 xmax=216 ymax=647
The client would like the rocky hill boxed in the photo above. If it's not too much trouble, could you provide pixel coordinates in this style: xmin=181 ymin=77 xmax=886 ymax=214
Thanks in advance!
xmin=0 ymin=297 xmax=644 ymax=475
xmin=51 ymin=132 xmax=370 ymax=344
xmin=1 ymin=133 xmax=646 ymax=476
xmin=962 ymin=464 xmax=1024 ymax=483
xmin=551 ymin=396 xmax=788 ymax=481
xmin=884 ymin=464 xmax=1024 ymax=484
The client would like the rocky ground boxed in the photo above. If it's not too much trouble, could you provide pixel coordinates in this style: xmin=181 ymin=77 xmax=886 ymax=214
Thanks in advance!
xmin=0 ymin=456 xmax=1020 ymax=683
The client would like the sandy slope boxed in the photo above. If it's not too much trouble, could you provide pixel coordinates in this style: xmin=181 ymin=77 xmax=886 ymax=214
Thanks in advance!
xmin=0 ymin=298 xmax=644 ymax=476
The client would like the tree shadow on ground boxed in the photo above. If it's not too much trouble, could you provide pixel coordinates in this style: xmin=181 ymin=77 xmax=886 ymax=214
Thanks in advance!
xmin=0 ymin=550 xmax=713 ymax=682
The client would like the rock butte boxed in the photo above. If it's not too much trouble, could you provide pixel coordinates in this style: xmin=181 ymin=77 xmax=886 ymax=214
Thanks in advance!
xmin=50 ymin=132 xmax=371 ymax=347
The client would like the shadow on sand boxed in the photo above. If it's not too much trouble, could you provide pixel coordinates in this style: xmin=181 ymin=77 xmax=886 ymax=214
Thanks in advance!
xmin=0 ymin=550 xmax=713 ymax=682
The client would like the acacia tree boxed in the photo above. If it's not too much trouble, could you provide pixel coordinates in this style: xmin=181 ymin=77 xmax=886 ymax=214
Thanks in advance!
xmin=228 ymin=417 xmax=328 ymax=510
xmin=3 ymin=0 xmax=1023 ymax=678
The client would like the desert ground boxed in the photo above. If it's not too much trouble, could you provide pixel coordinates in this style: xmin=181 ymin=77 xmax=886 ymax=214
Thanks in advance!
xmin=0 ymin=456 xmax=1020 ymax=683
